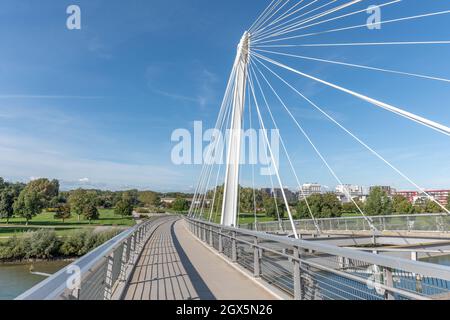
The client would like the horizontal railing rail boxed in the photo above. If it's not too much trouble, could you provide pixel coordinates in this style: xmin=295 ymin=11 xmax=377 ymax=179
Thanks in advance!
xmin=187 ymin=217 xmax=450 ymax=300
xmin=16 ymin=215 xmax=174 ymax=300
xmin=242 ymin=213 xmax=450 ymax=234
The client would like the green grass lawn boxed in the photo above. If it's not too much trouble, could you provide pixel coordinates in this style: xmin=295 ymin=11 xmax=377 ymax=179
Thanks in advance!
xmin=0 ymin=209 xmax=135 ymax=227
xmin=0 ymin=209 xmax=136 ymax=239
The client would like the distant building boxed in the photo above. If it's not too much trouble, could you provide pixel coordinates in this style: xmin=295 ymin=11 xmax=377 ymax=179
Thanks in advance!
xmin=272 ymin=188 xmax=297 ymax=203
xmin=335 ymin=184 xmax=364 ymax=203
xmin=370 ymin=186 xmax=396 ymax=196
xmin=395 ymin=190 xmax=450 ymax=205
xmin=299 ymin=183 xmax=321 ymax=200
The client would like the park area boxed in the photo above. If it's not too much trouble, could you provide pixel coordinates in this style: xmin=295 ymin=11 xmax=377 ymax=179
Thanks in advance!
xmin=0 ymin=209 xmax=136 ymax=241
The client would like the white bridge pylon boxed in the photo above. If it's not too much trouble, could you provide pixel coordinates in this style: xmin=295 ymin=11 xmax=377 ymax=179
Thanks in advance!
xmin=189 ymin=0 xmax=450 ymax=237
xmin=221 ymin=32 xmax=250 ymax=227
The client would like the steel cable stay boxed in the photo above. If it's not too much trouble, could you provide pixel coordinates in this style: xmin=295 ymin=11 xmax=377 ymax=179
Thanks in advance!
xmin=253 ymin=0 xmax=366 ymax=43
xmin=250 ymin=53 xmax=450 ymax=215
xmin=252 ymin=0 xmax=402 ymax=43
xmin=249 ymin=55 xmax=377 ymax=231
xmin=252 ymin=52 xmax=450 ymax=137
xmin=249 ymin=62 xmax=322 ymax=234
xmin=189 ymin=64 xmax=237 ymax=218
xmin=254 ymin=48 xmax=450 ymax=84
xmin=247 ymin=72 xmax=285 ymax=233
xmin=247 ymin=69 xmax=300 ymax=238
xmin=252 ymin=0 xmax=332 ymax=39
xmin=256 ymin=9 xmax=450 ymax=44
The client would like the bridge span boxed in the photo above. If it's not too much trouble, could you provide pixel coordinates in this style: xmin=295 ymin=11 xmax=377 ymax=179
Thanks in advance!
xmin=16 ymin=215 xmax=450 ymax=300
xmin=123 ymin=217 xmax=276 ymax=300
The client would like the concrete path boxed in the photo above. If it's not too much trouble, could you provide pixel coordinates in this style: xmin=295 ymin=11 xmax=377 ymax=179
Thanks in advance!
xmin=124 ymin=218 xmax=275 ymax=300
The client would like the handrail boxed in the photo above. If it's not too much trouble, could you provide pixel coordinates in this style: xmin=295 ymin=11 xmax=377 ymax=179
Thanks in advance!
xmin=16 ymin=216 xmax=171 ymax=300
xmin=254 ymin=213 xmax=448 ymax=224
xmin=189 ymin=218 xmax=450 ymax=281
xmin=187 ymin=217 xmax=450 ymax=300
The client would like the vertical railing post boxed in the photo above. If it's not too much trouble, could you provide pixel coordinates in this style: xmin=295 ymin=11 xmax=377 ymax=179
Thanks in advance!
xmin=293 ymin=246 xmax=303 ymax=300
xmin=253 ymin=237 xmax=261 ymax=278
xmin=130 ymin=234 xmax=136 ymax=264
xmin=209 ymin=226 xmax=213 ymax=247
xmin=231 ymin=231 xmax=237 ymax=263
xmin=202 ymin=224 xmax=207 ymax=242
xmin=218 ymin=228 xmax=223 ymax=253
xmin=104 ymin=252 xmax=115 ymax=300
xmin=119 ymin=238 xmax=130 ymax=281
xmin=384 ymin=268 xmax=395 ymax=300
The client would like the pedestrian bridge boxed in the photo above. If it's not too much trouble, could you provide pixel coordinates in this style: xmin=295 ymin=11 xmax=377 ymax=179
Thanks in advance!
xmin=16 ymin=215 xmax=450 ymax=300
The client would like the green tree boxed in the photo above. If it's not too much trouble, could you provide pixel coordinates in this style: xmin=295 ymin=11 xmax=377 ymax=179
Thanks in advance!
xmin=262 ymin=193 xmax=286 ymax=218
xmin=25 ymin=178 xmax=59 ymax=208
xmin=424 ymin=199 xmax=444 ymax=213
xmin=297 ymin=193 xmax=342 ymax=219
xmin=83 ymin=202 xmax=99 ymax=223
xmin=138 ymin=191 xmax=161 ymax=207
xmin=14 ymin=190 xmax=43 ymax=225
xmin=69 ymin=189 xmax=87 ymax=221
xmin=115 ymin=196 xmax=134 ymax=217
xmin=54 ymin=203 xmax=72 ymax=223
xmin=392 ymin=195 xmax=414 ymax=214
xmin=172 ymin=197 xmax=189 ymax=212
xmin=0 ymin=188 xmax=15 ymax=223
xmin=364 ymin=187 xmax=392 ymax=216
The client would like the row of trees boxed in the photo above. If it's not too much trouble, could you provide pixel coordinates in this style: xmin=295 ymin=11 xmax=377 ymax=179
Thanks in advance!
xmin=199 ymin=186 xmax=450 ymax=220
xmin=0 ymin=177 xmax=176 ymax=224
xmin=0 ymin=176 xmax=197 ymax=224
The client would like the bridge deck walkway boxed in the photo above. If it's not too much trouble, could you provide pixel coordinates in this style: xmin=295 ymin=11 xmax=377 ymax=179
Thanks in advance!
xmin=123 ymin=217 xmax=275 ymax=300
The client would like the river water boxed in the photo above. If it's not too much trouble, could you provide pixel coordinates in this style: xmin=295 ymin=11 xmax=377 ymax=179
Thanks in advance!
xmin=0 ymin=260 xmax=71 ymax=300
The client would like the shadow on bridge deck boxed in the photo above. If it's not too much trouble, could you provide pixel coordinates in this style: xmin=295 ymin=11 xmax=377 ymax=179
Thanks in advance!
xmin=123 ymin=217 xmax=276 ymax=300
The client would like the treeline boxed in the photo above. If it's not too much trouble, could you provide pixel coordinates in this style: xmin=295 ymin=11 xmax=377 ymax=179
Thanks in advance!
xmin=0 ymin=177 xmax=193 ymax=224
xmin=201 ymin=186 xmax=450 ymax=219
xmin=0 ymin=229 xmax=120 ymax=261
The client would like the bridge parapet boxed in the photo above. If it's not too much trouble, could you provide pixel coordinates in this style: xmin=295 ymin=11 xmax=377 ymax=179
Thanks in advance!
xmin=188 ymin=218 xmax=450 ymax=300
xmin=243 ymin=213 xmax=450 ymax=234
xmin=16 ymin=215 xmax=175 ymax=300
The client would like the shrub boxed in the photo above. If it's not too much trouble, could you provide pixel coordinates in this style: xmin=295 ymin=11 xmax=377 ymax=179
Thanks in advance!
xmin=0 ymin=228 xmax=122 ymax=262
xmin=59 ymin=230 xmax=89 ymax=256
xmin=26 ymin=229 xmax=61 ymax=259
xmin=135 ymin=207 xmax=150 ymax=214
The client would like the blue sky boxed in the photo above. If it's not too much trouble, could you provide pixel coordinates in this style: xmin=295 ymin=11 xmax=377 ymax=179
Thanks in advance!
xmin=0 ymin=0 xmax=449 ymax=192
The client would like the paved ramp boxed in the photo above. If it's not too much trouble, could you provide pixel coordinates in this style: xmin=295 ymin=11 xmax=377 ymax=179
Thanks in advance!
xmin=124 ymin=217 xmax=275 ymax=300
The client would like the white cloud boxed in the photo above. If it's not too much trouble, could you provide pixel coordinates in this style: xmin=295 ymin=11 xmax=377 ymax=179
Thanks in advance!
xmin=0 ymin=131 xmax=186 ymax=191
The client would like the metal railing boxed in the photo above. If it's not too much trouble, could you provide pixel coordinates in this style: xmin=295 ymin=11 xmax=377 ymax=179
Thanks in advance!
xmin=188 ymin=218 xmax=450 ymax=300
xmin=16 ymin=216 xmax=171 ymax=300
xmin=242 ymin=213 xmax=450 ymax=234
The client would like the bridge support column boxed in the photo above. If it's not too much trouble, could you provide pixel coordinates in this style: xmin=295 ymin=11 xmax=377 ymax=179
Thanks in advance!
xmin=221 ymin=32 xmax=250 ymax=228
xmin=253 ymin=237 xmax=261 ymax=278
xmin=293 ymin=246 xmax=303 ymax=300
